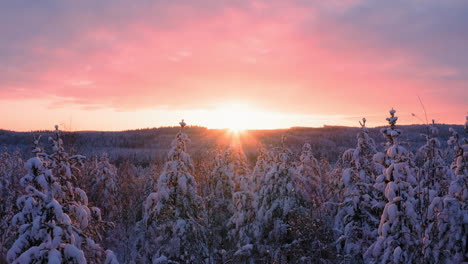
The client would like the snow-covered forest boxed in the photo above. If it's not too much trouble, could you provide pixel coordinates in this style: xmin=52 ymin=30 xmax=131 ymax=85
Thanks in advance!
xmin=0 ymin=110 xmax=467 ymax=264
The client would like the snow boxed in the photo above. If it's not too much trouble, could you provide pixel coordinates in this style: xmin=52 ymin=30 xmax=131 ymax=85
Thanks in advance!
xmin=393 ymin=246 xmax=402 ymax=263
xmin=342 ymin=168 xmax=352 ymax=187
xmin=46 ymin=199 xmax=63 ymax=221
xmin=75 ymin=188 xmax=89 ymax=205
xmin=64 ymin=245 xmax=86 ymax=264
xmin=385 ymin=182 xmax=398 ymax=201
xmin=48 ymin=249 xmax=62 ymax=264
xmin=25 ymin=157 xmax=42 ymax=174
xmin=387 ymin=145 xmax=408 ymax=158
xmin=153 ymin=255 xmax=168 ymax=264
xmin=75 ymin=205 xmax=90 ymax=229
xmin=373 ymin=152 xmax=386 ymax=164
xmin=178 ymin=174 xmax=187 ymax=194
xmin=387 ymin=203 xmax=398 ymax=223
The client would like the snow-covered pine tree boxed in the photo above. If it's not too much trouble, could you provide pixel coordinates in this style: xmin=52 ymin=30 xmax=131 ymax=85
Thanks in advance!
xmin=322 ymin=145 xmax=355 ymax=215
xmin=137 ymin=120 xmax=209 ymax=264
xmin=228 ymin=148 xmax=251 ymax=193
xmin=466 ymin=114 xmax=468 ymax=132
xmin=413 ymin=120 xmax=458 ymax=263
xmin=334 ymin=118 xmax=385 ymax=263
xmin=7 ymin=126 xmax=117 ymax=264
xmin=447 ymin=125 xmax=468 ymax=179
xmin=254 ymin=137 xmax=313 ymax=263
xmin=365 ymin=109 xmax=421 ymax=264
xmin=251 ymin=147 xmax=272 ymax=192
xmin=88 ymin=153 xmax=119 ymax=220
xmin=7 ymin=147 xmax=86 ymax=263
xmin=47 ymin=126 xmax=111 ymax=260
xmin=205 ymin=147 xmax=251 ymax=262
xmin=447 ymin=124 xmax=468 ymax=204
xmin=417 ymin=121 xmax=452 ymax=198
xmin=228 ymin=175 xmax=257 ymax=263
xmin=80 ymin=154 xmax=98 ymax=195
xmin=116 ymin=159 xmax=143 ymax=264
xmin=220 ymin=146 xmax=272 ymax=263
xmin=422 ymin=118 xmax=468 ymax=263
xmin=296 ymin=142 xmax=323 ymax=208
xmin=206 ymin=149 xmax=235 ymax=261
xmin=142 ymin=162 xmax=162 ymax=199
xmin=118 ymin=159 xmax=141 ymax=225
xmin=0 ymin=150 xmax=24 ymax=261
xmin=424 ymin=188 xmax=466 ymax=263
xmin=83 ymin=152 xmax=125 ymax=262
xmin=194 ymin=148 xmax=221 ymax=202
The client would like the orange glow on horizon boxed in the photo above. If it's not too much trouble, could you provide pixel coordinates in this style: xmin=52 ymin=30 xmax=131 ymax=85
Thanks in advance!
xmin=0 ymin=98 xmax=464 ymax=132
xmin=208 ymin=103 xmax=254 ymax=131
xmin=0 ymin=1 xmax=466 ymax=132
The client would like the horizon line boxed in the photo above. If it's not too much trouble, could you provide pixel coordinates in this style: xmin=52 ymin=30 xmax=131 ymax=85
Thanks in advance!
xmin=1 ymin=122 xmax=465 ymax=134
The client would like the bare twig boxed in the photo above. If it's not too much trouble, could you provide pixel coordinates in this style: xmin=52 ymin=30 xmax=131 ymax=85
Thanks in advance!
xmin=417 ymin=95 xmax=429 ymax=125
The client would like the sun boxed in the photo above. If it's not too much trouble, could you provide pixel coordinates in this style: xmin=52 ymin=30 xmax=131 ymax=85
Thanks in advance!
xmin=228 ymin=123 xmax=245 ymax=133
xmin=215 ymin=103 xmax=252 ymax=132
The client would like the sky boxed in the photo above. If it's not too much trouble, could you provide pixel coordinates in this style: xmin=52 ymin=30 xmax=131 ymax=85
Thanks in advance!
xmin=0 ymin=0 xmax=467 ymax=131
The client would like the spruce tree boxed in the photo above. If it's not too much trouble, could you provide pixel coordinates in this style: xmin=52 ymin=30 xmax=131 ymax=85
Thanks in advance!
xmin=7 ymin=126 xmax=115 ymax=263
xmin=206 ymin=149 xmax=235 ymax=261
xmin=423 ymin=119 xmax=467 ymax=263
xmin=417 ymin=121 xmax=452 ymax=199
xmin=254 ymin=137 xmax=311 ymax=262
xmin=137 ymin=120 xmax=209 ymax=263
xmin=88 ymin=153 xmax=119 ymax=220
xmin=228 ymin=180 xmax=257 ymax=263
xmin=296 ymin=143 xmax=323 ymax=207
xmin=335 ymin=118 xmax=384 ymax=263
xmin=251 ymin=147 xmax=272 ymax=192
xmin=205 ymin=147 xmax=252 ymax=262
xmin=0 ymin=150 xmax=24 ymax=260
xmin=365 ymin=110 xmax=421 ymax=264
xmin=217 ymin=148 xmax=255 ymax=262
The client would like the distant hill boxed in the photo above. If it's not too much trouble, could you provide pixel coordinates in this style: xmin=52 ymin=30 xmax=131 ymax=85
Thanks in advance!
xmin=0 ymin=124 xmax=464 ymax=167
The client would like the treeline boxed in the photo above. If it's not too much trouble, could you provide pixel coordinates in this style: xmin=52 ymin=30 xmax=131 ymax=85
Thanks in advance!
xmin=1 ymin=124 xmax=464 ymax=167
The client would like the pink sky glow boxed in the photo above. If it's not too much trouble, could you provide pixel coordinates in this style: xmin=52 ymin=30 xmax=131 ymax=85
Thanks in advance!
xmin=0 ymin=1 xmax=466 ymax=131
